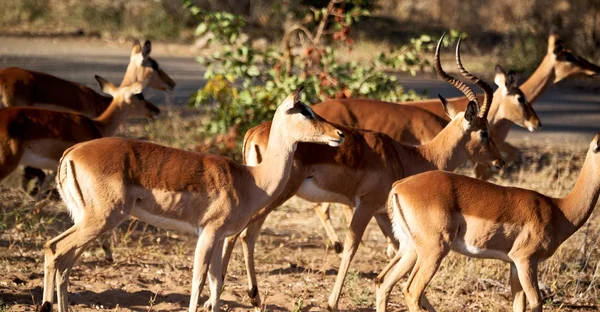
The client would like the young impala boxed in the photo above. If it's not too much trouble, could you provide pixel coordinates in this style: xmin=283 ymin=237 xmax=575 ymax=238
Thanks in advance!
xmin=219 ymin=37 xmax=505 ymax=311
xmin=377 ymin=132 xmax=600 ymax=312
xmin=40 ymin=88 xmax=344 ymax=312
xmin=0 ymin=76 xmax=159 ymax=188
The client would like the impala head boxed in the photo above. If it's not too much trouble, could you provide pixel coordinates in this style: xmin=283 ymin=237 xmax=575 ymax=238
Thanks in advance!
xmin=435 ymin=33 xmax=504 ymax=171
xmin=95 ymin=75 xmax=161 ymax=119
xmin=494 ymin=65 xmax=541 ymax=132
xmin=548 ymin=30 xmax=600 ymax=82
xmin=127 ymin=40 xmax=176 ymax=92
xmin=274 ymin=87 xmax=344 ymax=147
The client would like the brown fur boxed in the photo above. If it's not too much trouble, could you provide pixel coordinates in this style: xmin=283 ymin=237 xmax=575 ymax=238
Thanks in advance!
xmin=222 ymin=86 xmax=505 ymax=311
xmin=0 ymin=79 xmax=157 ymax=182
xmin=41 ymin=90 xmax=344 ymax=312
xmin=377 ymin=134 xmax=600 ymax=312
xmin=0 ymin=40 xmax=175 ymax=118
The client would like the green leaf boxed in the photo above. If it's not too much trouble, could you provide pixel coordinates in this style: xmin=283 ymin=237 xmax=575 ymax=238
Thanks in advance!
xmin=247 ymin=66 xmax=260 ymax=77
xmin=195 ymin=23 xmax=208 ymax=36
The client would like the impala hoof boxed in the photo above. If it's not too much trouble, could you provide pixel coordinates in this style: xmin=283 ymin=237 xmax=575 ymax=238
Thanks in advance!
xmin=333 ymin=242 xmax=343 ymax=254
xmin=39 ymin=302 xmax=52 ymax=312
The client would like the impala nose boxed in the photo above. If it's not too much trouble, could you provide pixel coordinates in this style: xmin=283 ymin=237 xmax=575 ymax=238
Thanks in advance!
xmin=337 ymin=131 xmax=345 ymax=140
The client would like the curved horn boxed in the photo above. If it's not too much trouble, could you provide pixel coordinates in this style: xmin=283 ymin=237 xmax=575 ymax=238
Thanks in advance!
xmin=435 ymin=32 xmax=478 ymax=104
xmin=455 ymin=35 xmax=494 ymax=119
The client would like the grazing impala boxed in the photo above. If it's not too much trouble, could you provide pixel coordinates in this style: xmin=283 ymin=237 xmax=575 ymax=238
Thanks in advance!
xmin=0 ymin=76 xmax=159 ymax=185
xmin=219 ymin=37 xmax=505 ymax=311
xmin=376 ymin=132 xmax=600 ymax=312
xmin=40 ymin=88 xmax=344 ymax=312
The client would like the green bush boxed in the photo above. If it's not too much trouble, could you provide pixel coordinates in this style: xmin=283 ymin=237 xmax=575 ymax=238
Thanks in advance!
xmin=187 ymin=0 xmax=459 ymax=160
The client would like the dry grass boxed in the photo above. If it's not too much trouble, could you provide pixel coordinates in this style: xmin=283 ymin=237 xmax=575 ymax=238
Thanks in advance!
xmin=0 ymin=110 xmax=599 ymax=311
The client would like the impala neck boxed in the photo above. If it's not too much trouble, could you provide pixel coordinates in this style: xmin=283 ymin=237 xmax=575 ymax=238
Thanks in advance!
xmin=556 ymin=149 xmax=600 ymax=239
xmin=92 ymin=99 xmax=129 ymax=137
xmin=486 ymin=90 xmax=503 ymax=126
xmin=248 ymin=119 xmax=297 ymax=210
xmin=399 ymin=119 xmax=468 ymax=176
xmin=520 ymin=53 xmax=556 ymax=104
xmin=95 ymin=95 xmax=114 ymax=117
xmin=120 ymin=62 xmax=139 ymax=88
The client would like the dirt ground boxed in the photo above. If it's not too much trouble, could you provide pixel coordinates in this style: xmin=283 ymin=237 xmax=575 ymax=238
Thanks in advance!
xmin=0 ymin=36 xmax=599 ymax=311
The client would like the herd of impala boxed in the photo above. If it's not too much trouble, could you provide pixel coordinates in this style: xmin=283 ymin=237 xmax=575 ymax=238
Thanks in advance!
xmin=1 ymin=29 xmax=599 ymax=312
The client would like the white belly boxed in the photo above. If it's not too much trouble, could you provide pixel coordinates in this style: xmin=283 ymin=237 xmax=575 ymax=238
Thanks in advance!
xmin=296 ymin=177 xmax=353 ymax=206
xmin=21 ymin=148 xmax=59 ymax=170
xmin=131 ymin=206 xmax=201 ymax=236
xmin=452 ymin=239 xmax=512 ymax=263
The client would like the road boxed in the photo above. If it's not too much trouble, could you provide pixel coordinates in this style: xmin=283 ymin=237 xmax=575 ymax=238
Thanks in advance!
xmin=1 ymin=36 xmax=599 ymax=147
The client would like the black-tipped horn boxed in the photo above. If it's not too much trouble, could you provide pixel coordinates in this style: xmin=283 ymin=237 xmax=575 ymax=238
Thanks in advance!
xmin=435 ymin=33 xmax=478 ymax=104
xmin=455 ymin=35 xmax=494 ymax=119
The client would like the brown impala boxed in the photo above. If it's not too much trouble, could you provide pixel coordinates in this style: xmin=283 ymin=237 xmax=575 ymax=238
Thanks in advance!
xmin=219 ymin=36 xmax=505 ymax=311
xmin=377 ymin=132 xmax=600 ymax=312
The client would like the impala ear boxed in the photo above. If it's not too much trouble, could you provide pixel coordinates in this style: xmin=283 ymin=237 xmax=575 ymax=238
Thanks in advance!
xmin=142 ymin=40 xmax=152 ymax=58
xmin=439 ymin=94 xmax=458 ymax=119
xmin=494 ymin=65 xmax=507 ymax=89
xmin=594 ymin=133 xmax=600 ymax=153
xmin=464 ymin=100 xmax=479 ymax=125
xmin=131 ymin=40 xmax=142 ymax=56
xmin=548 ymin=27 xmax=561 ymax=54
xmin=95 ymin=75 xmax=118 ymax=96
xmin=282 ymin=86 xmax=304 ymax=111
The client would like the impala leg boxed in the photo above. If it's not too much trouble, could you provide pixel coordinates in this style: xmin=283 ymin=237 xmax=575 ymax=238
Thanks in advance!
xmin=241 ymin=217 xmax=267 ymax=309
xmin=189 ymin=229 xmax=218 ymax=312
xmin=376 ymin=249 xmax=402 ymax=286
xmin=221 ymin=233 xmax=239 ymax=282
xmin=341 ymin=204 xmax=354 ymax=227
xmin=98 ymin=233 xmax=114 ymax=262
xmin=514 ymin=260 xmax=542 ymax=312
xmin=205 ymin=239 xmax=225 ymax=312
xmin=510 ymin=263 xmax=526 ymax=312
xmin=327 ymin=204 xmax=375 ymax=311
xmin=314 ymin=202 xmax=343 ymax=253
xmin=374 ymin=213 xmax=399 ymax=258
xmin=403 ymin=245 xmax=448 ymax=312
xmin=23 ymin=167 xmax=46 ymax=195
xmin=35 ymin=171 xmax=56 ymax=202
xmin=376 ymin=248 xmax=417 ymax=312
xmin=44 ymin=213 xmax=123 ymax=312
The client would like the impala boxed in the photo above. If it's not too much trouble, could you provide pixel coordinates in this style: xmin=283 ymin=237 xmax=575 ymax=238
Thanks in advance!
xmin=220 ymin=37 xmax=505 ymax=311
xmin=377 ymin=132 xmax=600 ymax=312
xmin=1 ymin=40 xmax=175 ymax=192
xmin=0 ymin=40 xmax=175 ymax=116
xmin=237 ymin=38 xmax=538 ymax=257
xmin=40 ymin=88 xmax=344 ymax=312
xmin=0 ymin=76 xmax=159 ymax=187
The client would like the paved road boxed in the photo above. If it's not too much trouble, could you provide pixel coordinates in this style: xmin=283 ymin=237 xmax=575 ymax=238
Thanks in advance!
xmin=1 ymin=36 xmax=599 ymax=147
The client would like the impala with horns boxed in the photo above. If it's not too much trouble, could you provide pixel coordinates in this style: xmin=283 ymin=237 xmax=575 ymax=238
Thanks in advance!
xmin=308 ymin=29 xmax=599 ymax=254
xmin=400 ymin=29 xmax=600 ymax=179
xmin=0 ymin=77 xmax=159 ymax=192
xmin=377 ymin=131 xmax=600 ymax=312
xmin=217 ymin=36 xmax=504 ymax=311
xmin=40 ymin=88 xmax=344 ymax=312
xmin=231 ymin=33 xmax=540 ymax=259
